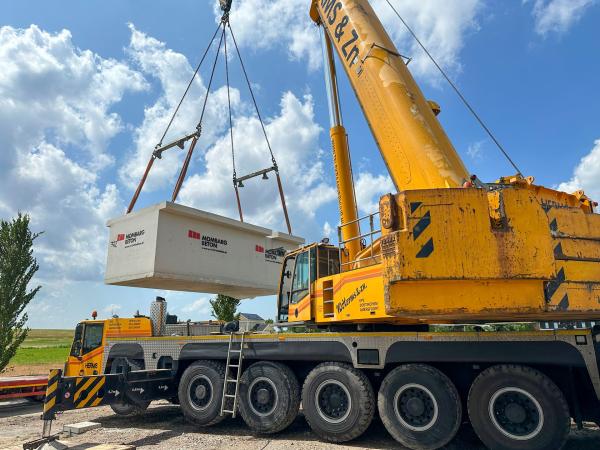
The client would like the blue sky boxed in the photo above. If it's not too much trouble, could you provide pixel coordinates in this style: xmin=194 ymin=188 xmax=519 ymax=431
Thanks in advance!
xmin=1 ymin=0 xmax=599 ymax=328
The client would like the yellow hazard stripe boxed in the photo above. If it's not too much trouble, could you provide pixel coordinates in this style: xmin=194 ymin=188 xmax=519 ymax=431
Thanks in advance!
xmin=78 ymin=377 xmax=105 ymax=409
xmin=43 ymin=396 xmax=56 ymax=413
xmin=45 ymin=381 xmax=58 ymax=397
xmin=74 ymin=377 xmax=95 ymax=403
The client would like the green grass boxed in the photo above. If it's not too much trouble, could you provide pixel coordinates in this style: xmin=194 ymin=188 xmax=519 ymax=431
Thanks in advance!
xmin=9 ymin=329 xmax=73 ymax=366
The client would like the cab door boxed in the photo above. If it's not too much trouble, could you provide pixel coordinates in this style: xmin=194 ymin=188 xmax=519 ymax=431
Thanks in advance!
xmin=288 ymin=247 xmax=316 ymax=322
xmin=64 ymin=322 xmax=105 ymax=376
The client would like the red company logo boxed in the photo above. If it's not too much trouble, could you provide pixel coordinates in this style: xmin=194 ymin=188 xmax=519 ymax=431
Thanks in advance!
xmin=110 ymin=234 xmax=126 ymax=247
xmin=255 ymin=245 xmax=265 ymax=253
xmin=188 ymin=230 xmax=201 ymax=240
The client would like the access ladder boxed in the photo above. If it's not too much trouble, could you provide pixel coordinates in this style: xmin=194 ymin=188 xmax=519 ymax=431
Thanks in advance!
xmin=220 ymin=332 xmax=246 ymax=417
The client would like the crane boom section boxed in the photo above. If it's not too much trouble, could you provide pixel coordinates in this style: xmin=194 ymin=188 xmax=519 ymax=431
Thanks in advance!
xmin=311 ymin=0 xmax=470 ymax=191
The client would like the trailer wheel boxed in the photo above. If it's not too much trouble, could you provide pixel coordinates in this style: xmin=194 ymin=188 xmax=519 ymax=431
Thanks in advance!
xmin=238 ymin=361 xmax=300 ymax=434
xmin=378 ymin=364 xmax=461 ymax=450
xmin=302 ymin=362 xmax=374 ymax=443
xmin=178 ymin=360 xmax=227 ymax=427
xmin=468 ymin=364 xmax=570 ymax=450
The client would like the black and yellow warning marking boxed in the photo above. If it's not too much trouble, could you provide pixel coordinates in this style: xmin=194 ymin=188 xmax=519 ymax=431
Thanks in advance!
xmin=74 ymin=375 xmax=106 ymax=409
xmin=43 ymin=369 xmax=62 ymax=419
xmin=410 ymin=202 xmax=434 ymax=258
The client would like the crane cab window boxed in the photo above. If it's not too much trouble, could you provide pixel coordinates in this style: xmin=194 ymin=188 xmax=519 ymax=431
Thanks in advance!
xmin=318 ymin=247 xmax=340 ymax=278
xmin=70 ymin=323 xmax=84 ymax=357
xmin=291 ymin=248 xmax=317 ymax=304
xmin=82 ymin=323 xmax=104 ymax=355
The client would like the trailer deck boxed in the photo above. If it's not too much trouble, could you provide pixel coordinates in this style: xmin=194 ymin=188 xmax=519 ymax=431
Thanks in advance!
xmin=0 ymin=376 xmax=47 ymax=401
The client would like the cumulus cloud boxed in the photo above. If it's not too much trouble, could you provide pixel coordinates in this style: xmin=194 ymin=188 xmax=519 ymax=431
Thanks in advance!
xmin=558 ymin=139 xmax=600 ymax=201
xmin=214 ymin=0 xmax=482 ymax=81
xmin=120 ymin=24 xmax=241 ymax=192
xmin=0 ymin=25 xmax=145 ymax=281
xmin=181 ymin=296 xmax=212 ymax=316
xmin=526 ymin=0 xmax=596 ymax=36
xmin=354 ymin=172 xmax=395 ymax=215
xmin=214 ymin=0 xmax=322 ymax=71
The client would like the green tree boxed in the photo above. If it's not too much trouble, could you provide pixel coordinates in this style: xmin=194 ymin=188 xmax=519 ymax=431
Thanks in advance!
xmin=209 ymin=294 xmax=240 ymax=322
xmin=0 ymin=214 xmax=41 ymax=372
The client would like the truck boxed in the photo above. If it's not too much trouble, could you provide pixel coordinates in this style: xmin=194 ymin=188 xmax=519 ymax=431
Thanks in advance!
xmin=30 ymin=1 xmax=600 ymax=450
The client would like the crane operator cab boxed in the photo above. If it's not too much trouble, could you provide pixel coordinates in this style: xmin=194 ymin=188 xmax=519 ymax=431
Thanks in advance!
xmin=277 ymin=243 xmax=341 ymax=323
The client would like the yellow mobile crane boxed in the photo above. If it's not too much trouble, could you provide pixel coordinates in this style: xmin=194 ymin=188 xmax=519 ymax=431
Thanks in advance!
xmin=31 ymin=2 xmax=600 ymax=450
xmin=276 ymin=0 xmax=600 ymax=327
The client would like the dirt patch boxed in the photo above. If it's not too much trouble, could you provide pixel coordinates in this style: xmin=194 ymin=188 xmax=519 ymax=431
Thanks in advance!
xmin=1 ymin=401 xmax=599 ymax=450
xmin=1 ymin=363 xmax=56 ymax=377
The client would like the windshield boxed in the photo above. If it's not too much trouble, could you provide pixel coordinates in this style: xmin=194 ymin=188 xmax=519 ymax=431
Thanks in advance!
xmin=82 ymin=323 xmax=104 ymax=354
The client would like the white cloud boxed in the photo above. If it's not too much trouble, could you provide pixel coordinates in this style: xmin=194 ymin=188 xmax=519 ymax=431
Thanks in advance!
xmin=179 ymin=92 xmax=337 ymax=235
xmin=215 ymin=0 xmax=482 ymax=81
xmin=215 ymin=0 xmax=322 ymax=71
xmin=120 ymin=24 xmax=241 ymax=192
xmin=527 ymin=0 xmax=596 ymax=36
xmin=558 ymin=139 xmax=600 ymax=201
xmin=322 ymin=221 xmax=335 ymax=240
xmin=104 ymin=303 xmax=122 ymax=314
xmin=354 ymin=172 xmax=395 ymax=215
xmin=0 ymin=25 xmax=144 ymax=282
xmin=467 ymin=140 xmax=485 ymax=160
xmin=181 ymin=297 xmax=212 ymax=316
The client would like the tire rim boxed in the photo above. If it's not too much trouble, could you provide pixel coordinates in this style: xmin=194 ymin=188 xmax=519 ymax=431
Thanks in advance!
xmin=188 ymin=374 xmax=213 ymax=411
xmin=394 ymin=383 xmax=439 ymax=432
xmin=489 ymin=387 xmax=544 ymax=441
xmin=314 ymin=379 xmax=352 ymax=424
xmin=248 ymin=376 xmax=278 ymax=417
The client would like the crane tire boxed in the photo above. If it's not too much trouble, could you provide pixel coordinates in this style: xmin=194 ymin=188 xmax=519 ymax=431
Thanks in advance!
xmin=178 ymin=360 xmax=227 ymax=427
xmin=238 ymin=361 xmax=300 ymax=434
xmin=302 ymin=362 xmax=374 ymax=443
xmin=378 ymin=364 xmax=461 ymax=450
xmin=109 ymin=358 xmax=150 ymax=416
xmin=468 ymin=364 xmax=570 ymax=450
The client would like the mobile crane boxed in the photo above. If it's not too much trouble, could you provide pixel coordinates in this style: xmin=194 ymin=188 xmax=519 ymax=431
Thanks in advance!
xmin=29 ymin=1 xmax=600 ymax=450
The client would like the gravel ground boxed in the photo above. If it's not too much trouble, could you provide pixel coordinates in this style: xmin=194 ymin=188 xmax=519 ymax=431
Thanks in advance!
xmin=1 ymin=401 xmax=599 ymax=450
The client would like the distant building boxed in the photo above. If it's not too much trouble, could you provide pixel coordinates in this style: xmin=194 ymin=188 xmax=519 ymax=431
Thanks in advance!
xmin=239 ymin=312 xmax=266 ymax=332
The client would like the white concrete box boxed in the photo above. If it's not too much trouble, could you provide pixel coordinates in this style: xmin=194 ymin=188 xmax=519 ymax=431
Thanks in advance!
xmin=105 ymin=202 xmax=304 ymax=298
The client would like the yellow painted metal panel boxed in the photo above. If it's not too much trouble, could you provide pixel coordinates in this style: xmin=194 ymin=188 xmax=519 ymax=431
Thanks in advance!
xmin=386 ymin=279 xmax=545 ymax=320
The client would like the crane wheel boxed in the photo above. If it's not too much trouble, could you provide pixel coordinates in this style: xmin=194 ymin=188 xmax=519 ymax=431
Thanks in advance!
xmin=109 ymin=358 xmax=151 ymax=416
xmin=468 ymin=364 xmax=570 ymax=450
xmin=238 ymin=361 xmax=300 ymax=434
xmin=178 ymin=360 xmax=227 ymax=427
xmin=378 ymin=364 xmax=461 ymax=450
xmin=301 ymin=362 xmax=374 ymax=443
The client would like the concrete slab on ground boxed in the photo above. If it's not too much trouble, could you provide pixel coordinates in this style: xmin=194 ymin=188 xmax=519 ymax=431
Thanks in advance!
xmin=63 ymin=422 xmax=101 ymax=435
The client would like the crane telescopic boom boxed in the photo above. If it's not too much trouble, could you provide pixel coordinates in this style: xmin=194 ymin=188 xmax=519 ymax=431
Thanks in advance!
xmin=310 ymin=0 xmax=470 ymax=192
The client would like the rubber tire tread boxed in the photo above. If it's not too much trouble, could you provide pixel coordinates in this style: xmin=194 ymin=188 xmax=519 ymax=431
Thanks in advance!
xmin=302 ymin=362 xmax=375 ymax=443
xmin=238 ymin=361 xmax=300 ymax=434
xmin=468 ymin=364 xmax=570 ymax=450
xmin=178 ymin=360 xmax=227 ymax=427
xmin=378 ymin=364 xmax=461 ymax=450
xmin=109 ymin=359 xmax=150 ymax=416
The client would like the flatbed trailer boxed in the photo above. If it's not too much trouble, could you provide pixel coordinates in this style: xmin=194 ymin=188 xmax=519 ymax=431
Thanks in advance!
xmin=0 ymin=376 xmax=47 ymax=401
xmin=37 ymin=327 xmax=600 ymax=450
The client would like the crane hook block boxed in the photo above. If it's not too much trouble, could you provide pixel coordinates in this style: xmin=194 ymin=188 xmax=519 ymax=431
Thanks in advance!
xmin=220 ymin=0 xmax=232 ymax=13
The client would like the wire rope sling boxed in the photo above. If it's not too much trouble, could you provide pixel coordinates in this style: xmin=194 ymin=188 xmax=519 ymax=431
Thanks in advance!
xmin=126 ymin=0 xmax=293 ymax=235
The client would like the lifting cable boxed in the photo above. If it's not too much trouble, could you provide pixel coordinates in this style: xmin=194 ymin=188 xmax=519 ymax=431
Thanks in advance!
xmin=384 ymin=0 xmax=524 ymax=177
xmin=126 ymin=0 xmax=293 ymax=235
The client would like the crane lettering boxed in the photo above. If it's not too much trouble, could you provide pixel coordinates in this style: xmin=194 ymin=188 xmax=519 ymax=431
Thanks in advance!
xmin=320 ymin=0 xmax=361 ymax=68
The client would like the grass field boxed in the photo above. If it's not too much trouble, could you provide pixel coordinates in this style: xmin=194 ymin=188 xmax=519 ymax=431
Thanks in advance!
xmin=7 ymin=329 xmax=73 ymax=368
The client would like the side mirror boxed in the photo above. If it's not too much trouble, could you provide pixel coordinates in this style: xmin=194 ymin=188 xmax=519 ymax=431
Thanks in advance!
xmin=284 ymin=270 xmax=292 ymax=279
